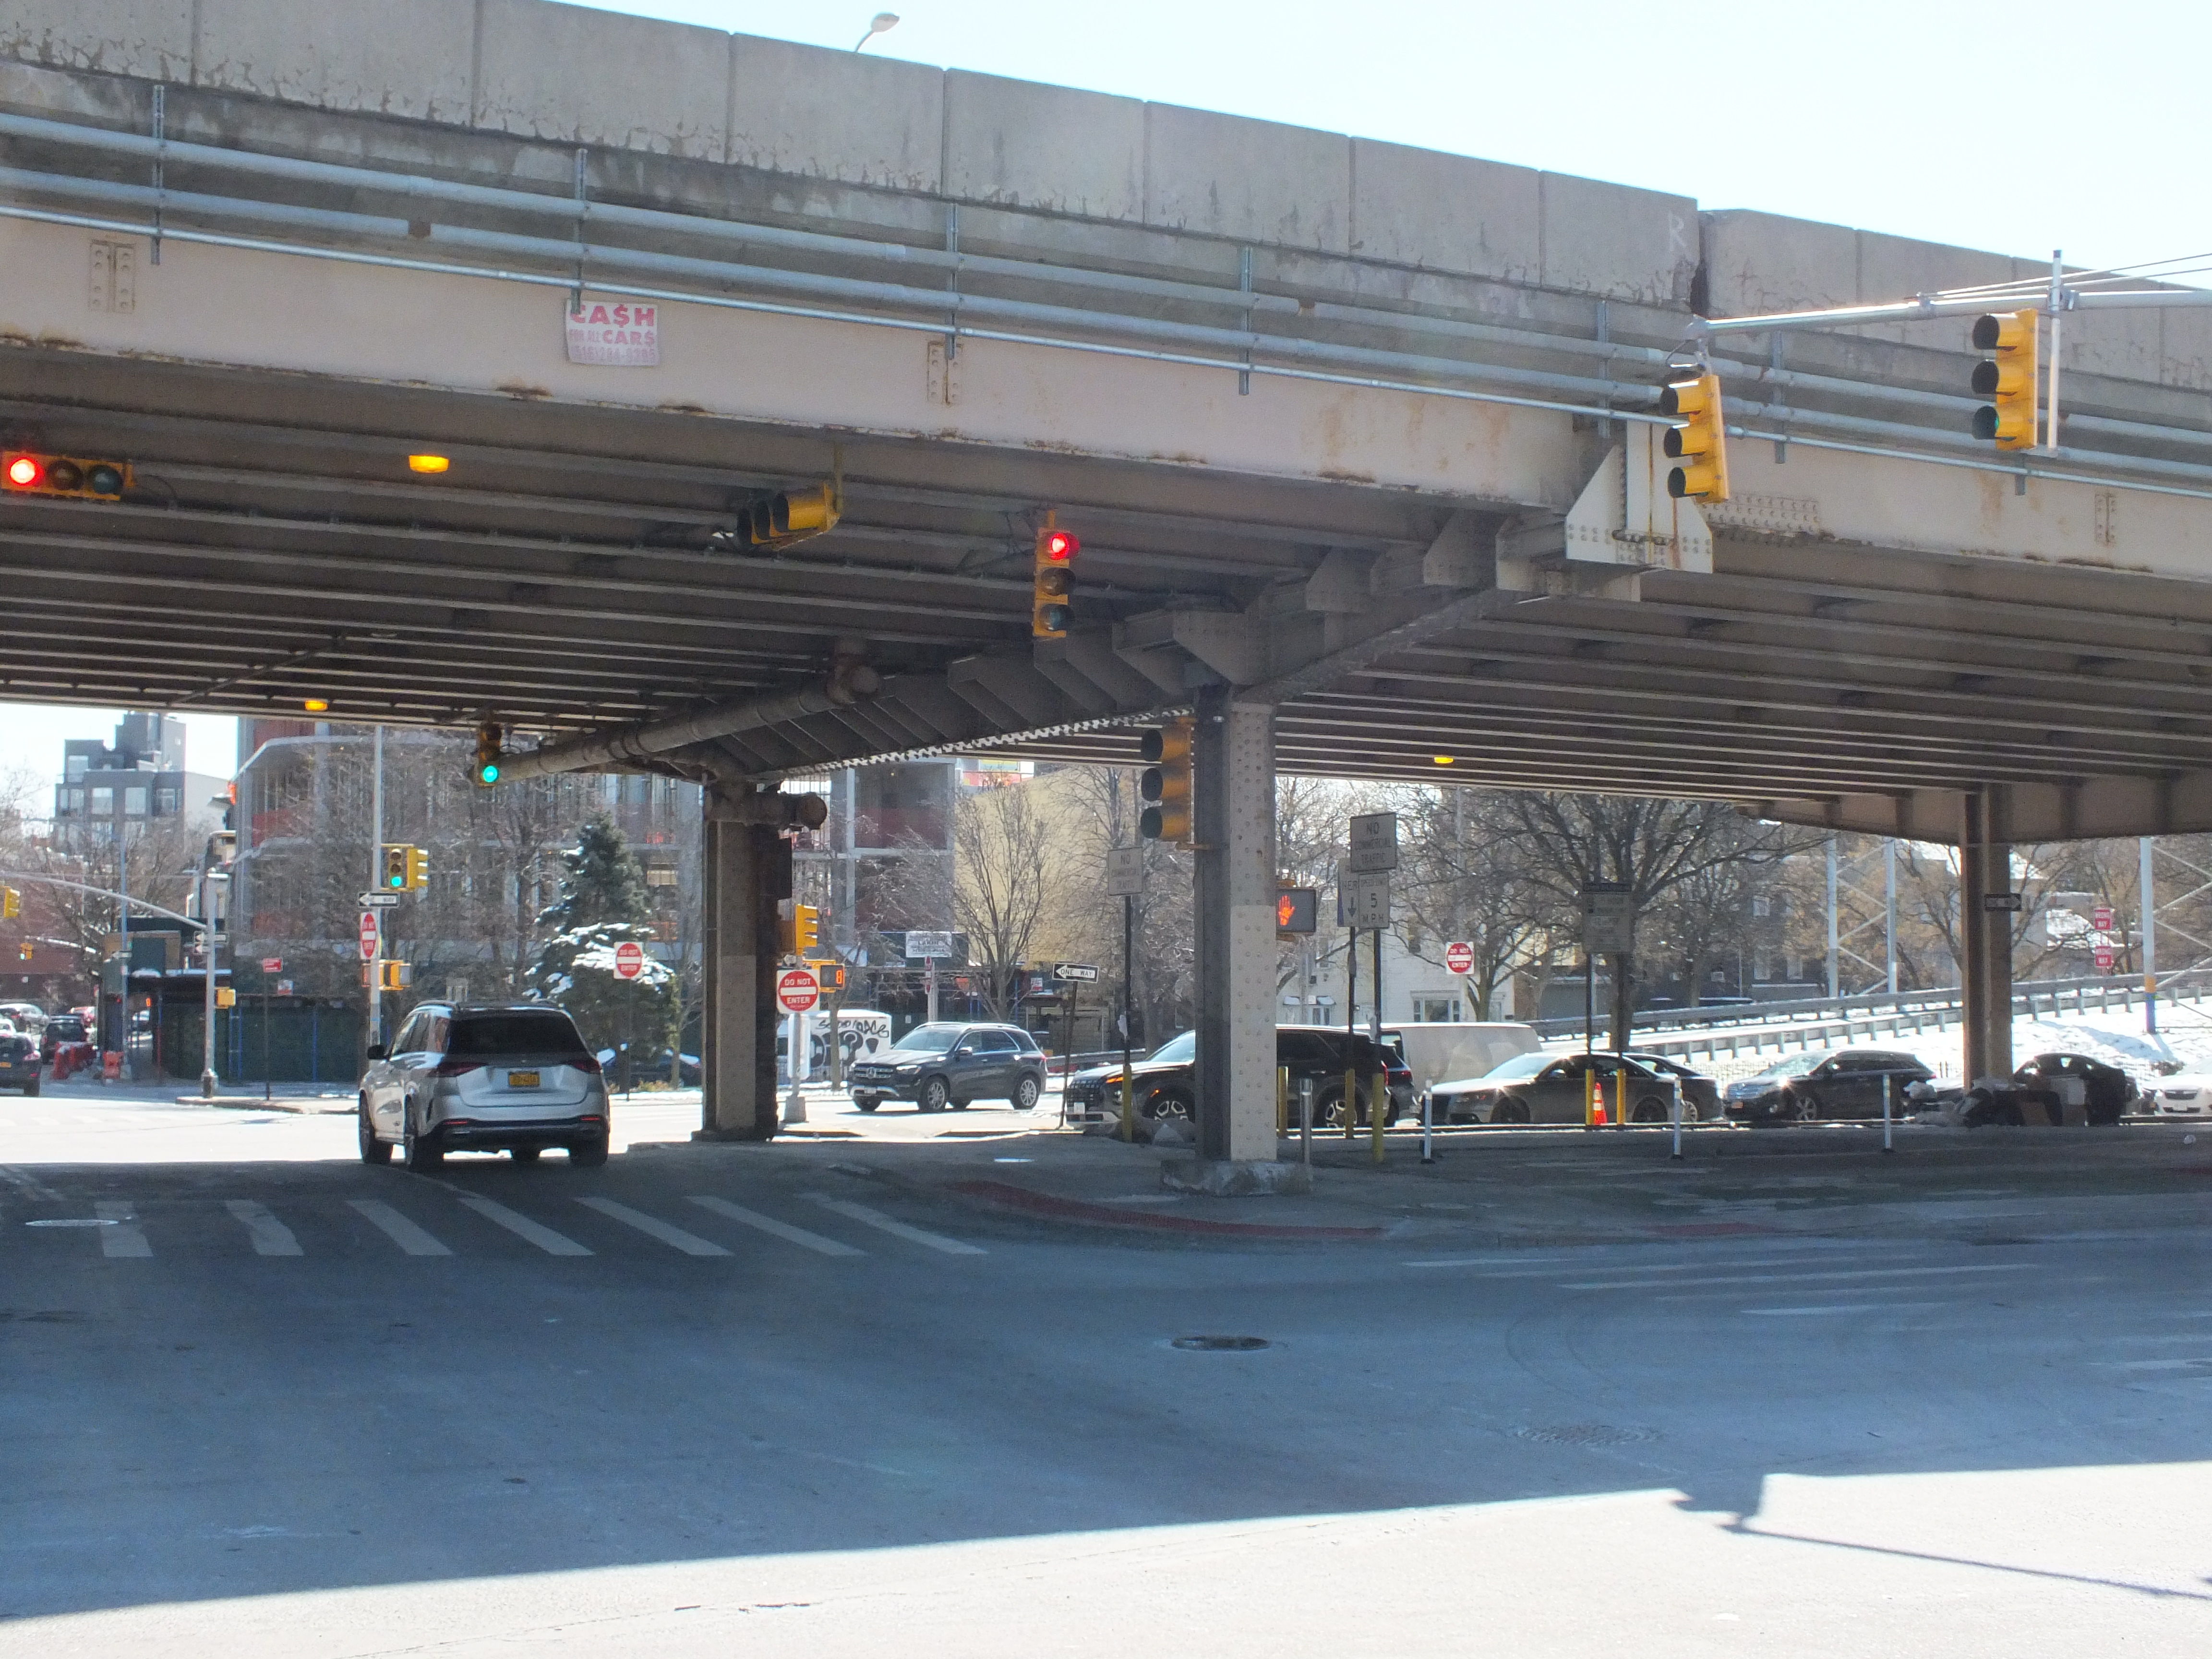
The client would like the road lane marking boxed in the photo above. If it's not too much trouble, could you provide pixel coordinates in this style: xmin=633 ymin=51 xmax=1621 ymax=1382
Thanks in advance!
xmin=802 ymin=1193 xmax=985 ymax=1256
xmin=224 ymin=1200 xmax=303 ymax=1257
xmin=1406 ymin=1248 xmax=1934 ymax=1274
xmin=455 ymin=1195 xmax=592 ymax=1256
xmin=95 ymin=1200 xmax=151 ymax=1258
xmin=687 ymin=1196 xmax=864 ymax=1258
xmin=577 ymin=1197 xmax=731 ymax=1257
xmin=1562 ymin=1263 xmax=2037 ymax=1291
xmin=2098 ymin=1358 xmax=2212 ymax=1371
xmin=347 ymin=1199 xmax=452 ymax=1257
xmin=1742 ymin=1303 xmax=1953 ymax=1316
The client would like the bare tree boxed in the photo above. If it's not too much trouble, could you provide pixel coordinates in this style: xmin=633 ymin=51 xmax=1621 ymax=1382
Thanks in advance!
xmin=946 ymin=782 xmax=1067 ymax=1019
xmin=1390 ymin=785 xmax=1561 ymax=1019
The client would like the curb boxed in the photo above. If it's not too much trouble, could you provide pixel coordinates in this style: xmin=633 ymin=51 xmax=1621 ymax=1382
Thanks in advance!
xmin=176 ymin=1095 xmax=355 ymax=1116
xmin=950 ymin=1178 xmax=1385 ymax=1239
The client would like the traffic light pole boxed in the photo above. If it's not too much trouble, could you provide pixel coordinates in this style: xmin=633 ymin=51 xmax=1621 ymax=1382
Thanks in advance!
xmin=198 ymin=866 xmax=220 ymax=1099
xmin=368 ymin=724 xmax=384 ymax=1050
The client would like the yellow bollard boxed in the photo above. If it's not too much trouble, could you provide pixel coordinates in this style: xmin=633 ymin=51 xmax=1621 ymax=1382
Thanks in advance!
xmin=1371 ymin=1068 xmax=1388 ymax=1164
xmin=1343 ymin=1067 xmax=1358 ymax=1140
xmin=1584 ymin=1066 xmax=1596 ymax=1128
xmin=1277 ymin=1067 xmax=1289 ymax=1137
xmin=1118 ymin=1071 xmax=1134 ymax=1142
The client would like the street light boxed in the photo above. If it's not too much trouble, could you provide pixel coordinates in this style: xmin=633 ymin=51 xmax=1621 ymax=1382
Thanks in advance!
xmin=854 ymin=12 xmax=899 ymax=50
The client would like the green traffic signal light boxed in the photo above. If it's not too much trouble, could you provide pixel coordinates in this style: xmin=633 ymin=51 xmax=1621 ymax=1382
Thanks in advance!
xmin=478 ymin=761 xmax=500 ymax=785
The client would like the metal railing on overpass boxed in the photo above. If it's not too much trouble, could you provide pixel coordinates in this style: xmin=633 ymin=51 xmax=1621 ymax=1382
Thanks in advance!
xmin=1538 ymin=969 xmax=2212 ymax=1065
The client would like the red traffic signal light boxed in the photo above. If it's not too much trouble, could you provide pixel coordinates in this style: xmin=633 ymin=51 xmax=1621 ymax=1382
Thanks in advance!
xmin=1 ymin=451 xmax=130 ymax=500
xmin=1033 ymin=525 xmax=1080 ymax=638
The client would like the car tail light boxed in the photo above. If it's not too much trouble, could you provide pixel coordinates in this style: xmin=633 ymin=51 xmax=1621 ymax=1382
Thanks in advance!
xmin=434 ymin=1058 xmax=483 ymax=1077
xmin=572 ymin=1053 xmax=602 ymax=1074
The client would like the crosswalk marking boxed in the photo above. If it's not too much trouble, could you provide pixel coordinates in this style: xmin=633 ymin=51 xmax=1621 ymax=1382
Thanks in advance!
xmin=803 ymin=1193 xmax=985 ymax=1256
xmin=687 ymin=1195 xmax=864 ymax=1258
xmin=348 ymin=1199 xmax=453 ymax=1257
xmin=224 ymin=1200 xmax=303 ymax=1257
xmin=577 ymin=1197 xmax=730 ymax=1257
xmin=455 ymin=1195 xmax=592 ymax=1257
xmin=95 ymin=1200 xmax=151 ymax=1258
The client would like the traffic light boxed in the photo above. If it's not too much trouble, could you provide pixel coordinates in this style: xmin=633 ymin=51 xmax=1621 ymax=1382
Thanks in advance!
xmin=1033 ymin=525 xmax=1078 ymax=638
xmin=16 ymin=942 xmax=28 ymax=961
xmin=1 ymin=451 xmax=130 ymax=500
xmin=216 ymin=986 xmax=236 ymax=1009
xmin=381 ymin=845 xmax=429 ymax=890
xmin=741 ymin=483 xmax=840 ymax=547
xmin=1 ymin=885 xmax=17 ymax=919
xmin=1659 ymin=371 xmax=1729 ymax=502
xmin=1971 ymin=310 xmax=2039 ymax=449
xmin=378 ymin=961 xmax=412 ymax=991
xmin=473 ymin=720 xmax=503 ymax=787
xmin=1139 ymin=718 xmax=1194 ymax=844
xmin=1275 ymin=887 xmax=1319 ymax=937
xmin=777 ymin=902 xmax=821 ymax=956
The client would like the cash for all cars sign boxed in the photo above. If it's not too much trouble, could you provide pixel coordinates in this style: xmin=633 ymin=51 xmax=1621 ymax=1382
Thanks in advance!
xmin=565 ymin=295 xmax=659 ymax=367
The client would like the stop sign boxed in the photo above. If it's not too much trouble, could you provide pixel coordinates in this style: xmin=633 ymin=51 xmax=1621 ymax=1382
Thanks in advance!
xmin=613 ymin=940 xmax=645 ymax=980
xmin=775 ymin=966 xmax=820 ymax=1013
xmin=1443 ymin=940 xmax=1474 ymax=976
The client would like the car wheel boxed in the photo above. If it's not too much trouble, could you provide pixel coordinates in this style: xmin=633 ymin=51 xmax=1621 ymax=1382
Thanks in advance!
xmin=569 ymin=1136 xmax=609 ymax=1167
xmin=1632 ymin=1094 xmax=1668 ymax=1124
xmin=854 ymin=1094 xmax=881 ymax=1113
xmin=1490 ymin=1097 xmax=1530 ymax=1125
xmin=402 ymin=1108 xmax=443 ymax=1171
xmin=917 ymin=1076 xmax=950 ymax=1113
xmin=510 ymin=1146 xmax=541 ymax=1163
xmin=1012 ymin=1074 xmax=1041 ymax=1111
xmin=358 ymin=1102 xmax=392 ymax=1166
xmin=1788 ymin=1091 xmax=1818 ymax=1122
xmin=1145 ymin=1088 xmax=1195 ymax=1123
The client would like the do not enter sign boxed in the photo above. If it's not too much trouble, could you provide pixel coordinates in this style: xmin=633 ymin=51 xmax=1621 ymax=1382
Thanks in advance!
xmin=775 ymin=966 xmax=820 ymax=1013
xmin=613 ymin=941 xmax=645 ymax=981
xmin=1444 ymin=940 xmax=1474 ymax=976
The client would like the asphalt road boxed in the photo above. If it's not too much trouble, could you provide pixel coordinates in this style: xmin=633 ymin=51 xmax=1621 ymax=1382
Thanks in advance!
xmin=3 ymin=1087 xmax=2210 ymax=1656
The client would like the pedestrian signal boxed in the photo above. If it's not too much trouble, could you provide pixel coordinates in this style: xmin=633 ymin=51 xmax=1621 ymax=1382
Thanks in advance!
xmin=1139 ymin=718 xmax=1194 ymax=844
xmin=1971 ymin=310 xmax=2039 ymax=450
xmin=1659 ymin=371 xmax=1729 ymax=502
xmin=1275 ymin=887 xmax=1319 ymax=937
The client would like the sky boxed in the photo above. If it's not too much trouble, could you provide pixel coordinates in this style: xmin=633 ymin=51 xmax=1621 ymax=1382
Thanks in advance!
xmin=3 ymin=1 xmax=2202 ymax=782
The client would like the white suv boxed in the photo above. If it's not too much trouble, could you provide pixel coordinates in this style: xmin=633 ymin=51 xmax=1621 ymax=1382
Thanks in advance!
xmin=360 ymin=1003 xmax=610 ymax=1170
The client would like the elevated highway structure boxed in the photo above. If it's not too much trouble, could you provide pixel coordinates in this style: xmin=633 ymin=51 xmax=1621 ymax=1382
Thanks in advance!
xmin=3 ymin=1 xmax=2211 ymax=1171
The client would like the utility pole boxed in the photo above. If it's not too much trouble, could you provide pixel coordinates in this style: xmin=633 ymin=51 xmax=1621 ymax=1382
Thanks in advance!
xmin=1885 ymin=838 xmax=1899 ymax=995
xmin=117 ymin=822 xmax=131 ymax=1079
xmin=2141 ymin=835 xmax=2158 ymax=1036
xmin=1826 ymin=836 xmax=1840 ymax=999
xmin=197 ymin=859 xmax=227 ymax=1100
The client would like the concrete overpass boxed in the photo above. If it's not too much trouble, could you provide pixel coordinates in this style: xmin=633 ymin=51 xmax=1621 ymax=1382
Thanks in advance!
xmin=3 ymin=0 xmax=2211 ymax=1176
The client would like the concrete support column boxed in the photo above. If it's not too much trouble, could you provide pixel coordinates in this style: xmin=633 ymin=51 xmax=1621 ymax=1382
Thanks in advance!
xmin=697 ymin=786 xmax=791 ymax=1141
xmin=1187 ymin=688 xmax=1285 ymax=1175
xmin=1958 ymin=794 xmax=2015 ymax=1085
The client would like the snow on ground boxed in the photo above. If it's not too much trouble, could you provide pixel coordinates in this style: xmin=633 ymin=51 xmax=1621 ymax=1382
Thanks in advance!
xmin=1694 ymin=992 xmax=2212 ymax=1084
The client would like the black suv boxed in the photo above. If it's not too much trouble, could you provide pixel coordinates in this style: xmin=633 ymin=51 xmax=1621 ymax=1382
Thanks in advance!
xmin=1064 ymin=1025 xmax=1414 ymax=1134
xmin=847 ymin=1022 xmax=1049 ymax=1113
xmin=1724 ymin=1048 xmax=1935 ymax=1124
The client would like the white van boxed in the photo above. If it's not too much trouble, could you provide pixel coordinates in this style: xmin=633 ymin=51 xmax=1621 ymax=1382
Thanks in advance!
xmin=1386 ymin=1022 xmax=1543 ymax=1094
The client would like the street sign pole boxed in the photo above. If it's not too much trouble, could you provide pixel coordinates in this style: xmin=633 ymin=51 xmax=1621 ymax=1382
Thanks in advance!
xmin=1106 ymin=845 xmax=1143 ymax=1142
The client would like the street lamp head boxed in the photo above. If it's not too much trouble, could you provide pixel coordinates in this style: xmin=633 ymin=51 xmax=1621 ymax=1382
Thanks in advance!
xmin=854 ymin=12 xmax=899 ymax=49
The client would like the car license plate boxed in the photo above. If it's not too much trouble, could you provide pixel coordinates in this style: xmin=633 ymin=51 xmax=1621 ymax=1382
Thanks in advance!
xmin=508 ymin=1070 xmax=540 ymax=1088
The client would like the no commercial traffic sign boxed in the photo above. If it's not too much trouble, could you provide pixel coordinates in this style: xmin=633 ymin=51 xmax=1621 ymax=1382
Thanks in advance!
xmin=1444 ymin=940 xmax=1474 ymax=976
xmin=775 ymin=966 xmax=821 ymax=1013
xmin=613 ymin=940 xmax=645 ymax=980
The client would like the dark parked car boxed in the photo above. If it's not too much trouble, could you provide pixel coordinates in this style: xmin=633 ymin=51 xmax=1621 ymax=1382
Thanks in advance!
xmin=1062 ymin=1025 xmax=1413 ymax=1135
xmin=1431 ymin=1050 xmax=1701 ymax=1125
xmin=847 ymin=1022 xmax=1048 ymax=1113
xmin=1724 ymin=1048 xmax=1935 ymax=1124
xmin=0 ymin=1031 xmax=39 ymax=1094
xmin=38 ymin=1014 xmax=87 ymax=1063
xmin=1926 ymin=1051 xmax=2141 ymax=1127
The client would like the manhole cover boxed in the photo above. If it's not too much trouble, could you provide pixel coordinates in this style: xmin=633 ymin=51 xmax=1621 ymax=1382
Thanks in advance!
xmin=1172 ymin=1335 xmax=1272 ymax=1352
xmin=1515 ymin=1423 xmax=1658 ymax=1447
xmin=24 ymin=1218 xmax=118 ymax=1228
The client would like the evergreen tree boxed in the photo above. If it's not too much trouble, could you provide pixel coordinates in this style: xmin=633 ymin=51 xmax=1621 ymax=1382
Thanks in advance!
xmin=529 ymin=813 xmax=676 ymax=1068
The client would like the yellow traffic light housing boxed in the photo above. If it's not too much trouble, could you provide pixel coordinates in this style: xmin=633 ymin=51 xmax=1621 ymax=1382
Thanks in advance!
xmin=1139 ymin=718 xmax=1194 ymax=845
xmin=473 ymin=721 xmax=503 ymax=787
xmin=1033 ymin=525 xmax=1078 ymax=638
xmin=378 ymin=961 xmax=412 ymax=991
xmin=216 ymin=986 xmax=237 ymax=1008
xmin=776 ymin=901 xmax=822 ymax=956
xmin=1659 ymin=372 xmax=1730 ymax=503
xmin=1 ymin=885 xmax=18 ymax=920
xmin=2 ymin=451 xmax=130 ymax=500
xmin=1971 ymin=310 xmax=2040 ymax=450
xmin=405 ymin=846 xmax=429 ymax=890
xmin=741 ymin=483 xmax=841 ymax=547
xmin=382 ymin=844 xmax=408 ymax=890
